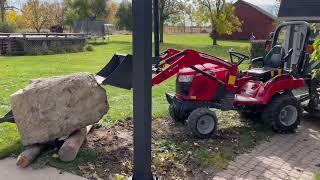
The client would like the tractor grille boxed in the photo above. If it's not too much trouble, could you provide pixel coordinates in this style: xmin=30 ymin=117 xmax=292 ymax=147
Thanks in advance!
xmin=176 ymin=79 xmax=191 ymax=96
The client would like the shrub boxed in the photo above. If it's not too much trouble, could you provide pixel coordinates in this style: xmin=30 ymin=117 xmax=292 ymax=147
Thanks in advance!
xmin=78 ymin=47 xmax=85 ymax=52
xmin=55 ymin=48 xmax=66 ymax=54
xmin=86 ymin=45 xmax=94 ymax=51
xmin=28 ymin=49 xmax=52 ymax=56
xmin=312 ymin=38 xmax=320 ymax=79
xmin=0 ymin=22 xmax=16 ymax=33
xmin=66 ymin=47 xmax=79 ymax=53
xmin=312 ymin=38 xmax=320 ymax=61
xmin=250 ymin=40 xmax=267 ymax=58
xmin=47 ymin=50 xmax=55 ymax=55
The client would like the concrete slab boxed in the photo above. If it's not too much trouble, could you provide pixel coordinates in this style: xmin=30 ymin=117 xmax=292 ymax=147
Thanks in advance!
xmin=0 ymin=157 xmax=87 ymax=180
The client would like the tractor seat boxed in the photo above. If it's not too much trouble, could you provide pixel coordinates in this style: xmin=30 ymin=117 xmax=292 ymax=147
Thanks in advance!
xmin=247 ymin=45 xmax=286 ymax=81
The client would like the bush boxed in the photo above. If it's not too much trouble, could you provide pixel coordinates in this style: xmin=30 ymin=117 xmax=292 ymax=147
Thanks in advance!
xmin=312 ymin=38 xmax=320 ymax=61
xmin=78 ymin=47 xmax=85 ymax=52
xmin=0 ymin=22 xmax=16 ymax=33
xmin=312 ymin=38 xmax=320 ymax=79
xmin=28 ymin=49 xmax=52 ymax=56
xmin=55 ymin=48 xmax=66 ymax=54
xmin=86 ymin=45 xmax=94 ymax=51
xmin=47 ymin=50 xmax=55 ymax=55
xmin=250 ymin=40 xmax=267 ymax=58
xmin=66 ymin=47 xmax=79 ymax=53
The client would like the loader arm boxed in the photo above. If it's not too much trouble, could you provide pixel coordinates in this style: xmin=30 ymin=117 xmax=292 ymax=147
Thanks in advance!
xmin=152 ymin=49 xmax=239 ymax=91
xmin=96 ymin=49 xmax=239 ymax=90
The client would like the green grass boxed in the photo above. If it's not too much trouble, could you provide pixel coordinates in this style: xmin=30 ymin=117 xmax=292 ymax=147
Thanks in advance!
xmin=0 ymin=34 xmax=249 ymax=158
xmin=315 ymin=175 xmax=320 ymax=180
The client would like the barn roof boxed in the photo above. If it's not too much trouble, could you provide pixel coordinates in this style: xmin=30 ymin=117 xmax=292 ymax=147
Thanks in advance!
xmin=278 ymin=0 xmax=320 ymax=22
xmin=235 ymin=0 xmax=276 ymax=20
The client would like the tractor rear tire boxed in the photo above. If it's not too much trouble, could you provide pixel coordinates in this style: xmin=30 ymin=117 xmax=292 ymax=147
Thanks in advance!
xmin=187 ymin=108 xmax=218 ymax=139
xmin=169 ymin=104 xmax=186 ymax=122
xmin=262 ymin=93 xmax=302 ymax=133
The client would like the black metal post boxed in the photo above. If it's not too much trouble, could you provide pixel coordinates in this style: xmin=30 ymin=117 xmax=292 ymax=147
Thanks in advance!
xmin=153 ymin=0 xmax=160 ymax=66
xmin=132 ymin=0 xmax=153 ymax=179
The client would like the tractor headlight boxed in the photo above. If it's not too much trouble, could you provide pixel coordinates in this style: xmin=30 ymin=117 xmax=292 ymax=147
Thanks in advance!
xmin=178 ymin=75 xmax=194 ymax=82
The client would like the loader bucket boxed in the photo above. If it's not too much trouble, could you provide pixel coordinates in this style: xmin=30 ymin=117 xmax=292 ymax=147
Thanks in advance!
xmin=0 ymin=110 xmax=15 ymax=124
xmin=96 ymin=54 xmax=133 ymax=89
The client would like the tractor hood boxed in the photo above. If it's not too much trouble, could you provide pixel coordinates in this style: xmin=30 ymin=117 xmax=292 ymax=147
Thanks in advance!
xmin=178 ymin=63 xmax=228 ymax=75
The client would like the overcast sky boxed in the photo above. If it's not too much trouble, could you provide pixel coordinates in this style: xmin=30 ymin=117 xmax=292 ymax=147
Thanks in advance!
xmin=244 ymin=0 xmax=277 ymax=5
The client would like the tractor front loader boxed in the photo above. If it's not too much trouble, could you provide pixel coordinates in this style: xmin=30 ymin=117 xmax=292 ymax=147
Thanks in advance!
xmin=93 ymin=21 xmax=319 ymax=138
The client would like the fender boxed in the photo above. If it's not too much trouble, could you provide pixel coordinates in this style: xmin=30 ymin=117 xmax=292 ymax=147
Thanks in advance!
xmin=255 ymin=75 xmax=305 ymax=104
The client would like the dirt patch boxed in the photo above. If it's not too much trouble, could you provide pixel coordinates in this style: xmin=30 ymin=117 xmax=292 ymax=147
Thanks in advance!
xmin=80 ymin=110 xmax=273 ymax=179
xmin=86 ymin=122 xmax=134 ymax=176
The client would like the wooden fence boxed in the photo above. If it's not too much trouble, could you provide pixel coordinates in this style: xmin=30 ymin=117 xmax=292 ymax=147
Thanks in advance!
xmin=164 ymin=26 xmax=212 ymax=34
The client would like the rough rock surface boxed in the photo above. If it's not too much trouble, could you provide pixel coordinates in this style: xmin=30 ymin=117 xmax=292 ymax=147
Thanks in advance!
xmin=11 ymin=73 xmax=108 ymax=145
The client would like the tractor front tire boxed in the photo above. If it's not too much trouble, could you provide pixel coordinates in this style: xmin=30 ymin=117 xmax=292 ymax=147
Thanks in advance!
xmin=262 ymin=94 xmax=302 ymax=133
xmin=187 ymin=108 xmax=218 ymax=139
xmin=169 ymin=104 xmax=186 ymax=122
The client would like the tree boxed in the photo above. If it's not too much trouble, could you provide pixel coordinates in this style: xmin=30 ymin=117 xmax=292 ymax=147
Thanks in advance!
xmin=165 ymin=1 xmax=195 ymax=33
xmin=0 ymin=0 xmax=6 ymax=22
xmin=91 ymin=0 xmax=108 ymax=19
xmin=49 ymin=2 xmax=65 ymax=25
xmin=115 ymin=0 xmax=132 ymax=30
xmin=6 ymin=10 xmax=18 ymax=25
xmin=21 ymin=0 xmax=54 ymax=32
xmin=106 ymin=1 xmax=119 ymax=24
xmin=159 ymin=0 xmax=184 ymax=42
xmin=195 ymin=0 xmax=241 ymax=45
xmin=62 ymin=0 xmax=77 ymax=27
xmin=65 ymin=0 xmax=108 ymax=20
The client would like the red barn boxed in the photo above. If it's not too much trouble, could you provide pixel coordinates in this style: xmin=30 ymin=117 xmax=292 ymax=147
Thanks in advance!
xmin=223 ymin=0 xmax=276 ymax=40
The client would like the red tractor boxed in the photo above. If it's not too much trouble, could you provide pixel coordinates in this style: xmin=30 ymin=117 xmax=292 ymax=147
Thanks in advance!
xmin=2 ymin=22 xmax=318 ymax=139
xmin=96 ymin=21 xmax=318 ymax=138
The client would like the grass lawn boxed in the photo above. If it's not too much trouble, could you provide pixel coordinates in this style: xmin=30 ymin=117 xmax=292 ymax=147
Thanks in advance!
xmin=0 ymin=34 xmax=274 ymax=178
xmin=0 ymin=34 xmax=250 ymax=158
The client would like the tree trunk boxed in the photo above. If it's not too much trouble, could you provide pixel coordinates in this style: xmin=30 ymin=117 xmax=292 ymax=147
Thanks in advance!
xmin=159 ymin=18 xmax=164 ymax=43
xmin=16 ymin=144 xmax=46 ymax=168
xmin=58 ymin=125 xmax=93 ymax=162
xmin=210 ymin=30 xmax=218 ymax=46
xmin=212 ymin=37 xmax=217 ymax=46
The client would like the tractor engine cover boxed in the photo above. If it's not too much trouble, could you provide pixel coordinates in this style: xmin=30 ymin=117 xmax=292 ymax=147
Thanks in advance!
xmin=175 ymin=63 xmax=229 ymax=101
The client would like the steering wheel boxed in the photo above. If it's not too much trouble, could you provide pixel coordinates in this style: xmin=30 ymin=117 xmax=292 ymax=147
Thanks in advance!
xmin=229 ymin=49 xmax=250 ymax=66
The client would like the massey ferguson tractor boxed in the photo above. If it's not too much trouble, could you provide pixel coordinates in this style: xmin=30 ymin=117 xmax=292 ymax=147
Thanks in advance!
xmin=96 ymin=21 xmax=318 ymax=138
xmin=2 ymin=21 xmax=319 ymax=139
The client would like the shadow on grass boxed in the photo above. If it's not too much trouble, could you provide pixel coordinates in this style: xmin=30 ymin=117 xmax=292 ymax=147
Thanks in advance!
xmin=0 ymin=139 xmax=23 ymax=159
xmin=0 ymin=123 xmax=23 ymax=159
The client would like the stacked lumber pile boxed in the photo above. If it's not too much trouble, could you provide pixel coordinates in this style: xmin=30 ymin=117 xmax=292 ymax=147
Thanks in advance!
xmin=10 ymin=73 xmax=109 ymax=167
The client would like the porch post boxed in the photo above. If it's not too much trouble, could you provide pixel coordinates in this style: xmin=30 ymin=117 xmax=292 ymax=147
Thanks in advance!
xmin=132 ymin=0 xmax=153 ymax=179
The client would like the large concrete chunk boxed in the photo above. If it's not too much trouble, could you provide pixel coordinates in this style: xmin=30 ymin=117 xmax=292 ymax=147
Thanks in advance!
xmin=11 ymin=73 xmax=108 ymax=145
